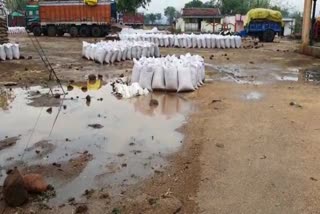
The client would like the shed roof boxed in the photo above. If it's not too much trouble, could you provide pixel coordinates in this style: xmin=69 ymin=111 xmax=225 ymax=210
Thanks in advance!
xmin=182 ymin=8 xmax=222 ymax=18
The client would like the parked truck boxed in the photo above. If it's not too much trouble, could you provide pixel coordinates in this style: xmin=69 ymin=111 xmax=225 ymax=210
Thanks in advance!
xmin=239 ymin=8 xmax=283 ymax=42
xmin=26 ymin=0 xmax=144 ymax=37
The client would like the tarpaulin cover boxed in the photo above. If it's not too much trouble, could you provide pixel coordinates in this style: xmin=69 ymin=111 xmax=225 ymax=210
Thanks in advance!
xmin=245 ymin=8 xmax=283 ymax=26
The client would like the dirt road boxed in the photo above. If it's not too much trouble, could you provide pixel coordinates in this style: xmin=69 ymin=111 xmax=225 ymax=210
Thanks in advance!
xmin=1 ymin=35 xmax=320 ymax=213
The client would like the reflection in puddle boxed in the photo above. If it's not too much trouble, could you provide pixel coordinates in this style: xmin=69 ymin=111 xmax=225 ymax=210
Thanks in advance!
xmin=0 ymin=84 xmax=194 ymax=205
xmin=303 ymin=70 xmax=320 ymax=82
xmin=243 ymin=92 xmax=264 ymax=101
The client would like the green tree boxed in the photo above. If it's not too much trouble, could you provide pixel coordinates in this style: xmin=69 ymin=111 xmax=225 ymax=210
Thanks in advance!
xmin=5 ymin=0 xmax=28 ymax=12
xmin=144 ymin=13 xmax=161 ymax=24
xmin=117 ymin=0 xmax=151 ymax=13
xmin=185 ymin=0 xmax=204 ymax=8
xmin=164 ymin=6 xmax=179 ymax=25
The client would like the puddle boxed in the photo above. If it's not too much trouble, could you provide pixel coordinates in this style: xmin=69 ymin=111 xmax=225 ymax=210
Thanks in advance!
xmin=243 ymin=92 xmax=264 ymax=101
xmin=205 ymin=63 xmax=302 ymax=84
xmin=0 ymin=83 xmax=195 ymax=205
xmin=303 ymin=69 xmax=320 ymax=82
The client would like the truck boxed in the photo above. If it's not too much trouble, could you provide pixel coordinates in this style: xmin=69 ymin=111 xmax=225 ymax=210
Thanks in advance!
xmin=25 ymin=1 xmax=144 ymax=37
xmin=239 ymin=8 xmax=283 ymax=42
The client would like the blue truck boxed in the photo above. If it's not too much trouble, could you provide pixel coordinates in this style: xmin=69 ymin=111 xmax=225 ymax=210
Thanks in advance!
xmin=238 ymin=20 xmax=283 ymax=42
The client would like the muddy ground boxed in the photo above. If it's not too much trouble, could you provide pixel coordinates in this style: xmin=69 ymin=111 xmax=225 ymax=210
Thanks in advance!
xmin=1 ymin=35 xmax=320 ymax=214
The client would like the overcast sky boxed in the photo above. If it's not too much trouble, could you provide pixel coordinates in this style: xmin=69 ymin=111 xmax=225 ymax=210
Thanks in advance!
xmin=141 ymin=0 xmax=315 ymax=14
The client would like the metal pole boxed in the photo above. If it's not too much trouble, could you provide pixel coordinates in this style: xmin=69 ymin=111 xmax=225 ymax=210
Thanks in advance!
xmin=310 ymin=0 xmax=317 ymax=45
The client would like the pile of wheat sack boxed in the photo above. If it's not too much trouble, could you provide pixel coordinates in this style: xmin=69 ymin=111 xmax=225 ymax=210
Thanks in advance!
xmin=0 ymin=43 xmax=20 ymax=61
xmin=131 ymin=53 xmax=205 ymax=93
xmin=0 ymin=17 xmax=8 ymax=44
xmin=119 ymin=33 xmax=242 ymax=49
xmin=82 ymin=41 xmax=160 ymax=64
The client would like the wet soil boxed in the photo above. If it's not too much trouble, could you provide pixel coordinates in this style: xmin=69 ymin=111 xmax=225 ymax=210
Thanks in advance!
xmin=1 ymin=36 xmax=320 ymax=213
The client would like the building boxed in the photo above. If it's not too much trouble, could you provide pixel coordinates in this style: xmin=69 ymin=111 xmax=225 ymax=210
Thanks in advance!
xmin=176 ymin=8 xmax=222 ymax=33
xmin=282 ymin=18 xmax=295 ymax=36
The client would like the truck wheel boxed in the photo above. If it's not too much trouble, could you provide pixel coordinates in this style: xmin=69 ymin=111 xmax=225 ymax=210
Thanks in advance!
xmin=91 ymin=26 xmax=101 ymax=37
xmin=69 ymin=26 xmax=78 ymax=37
xmin=79 ymin=26 xmax=90 ymax=37
xmin=33 ymin=26 xmax=41 ymax=37
xmin=57 ymin=30 xmax=65 ymax=37
xmin=47 ymin=26 xmax=57 ymax=37
xmin=263 ymin=30 xmax=275 ymax=43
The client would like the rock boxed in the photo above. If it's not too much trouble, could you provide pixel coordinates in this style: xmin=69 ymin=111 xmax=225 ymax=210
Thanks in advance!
xmin=119 ymin=74 xmax=124 ymax=78
xmin=98 ymin=74 xmax=103 ymax=80
xmin=88 ymin=74 xmax=97 ymax=81
xmin=75 ymin=204 xmax=88 ymax=213
xmin=25 ymin=67 xmax=29 ymax=71
xmin=149 ymin=99 xmax=159 ymax=107
xmin=88 ymin=124 xmax=104 ymax=129
xmin=3 ymin=82 xmax=18 ymax=87
xmin=85 ymin=95 xmax=91 ymax=103
xmin=81 ymin=86 xmax=88 ymax=92
xmin=46 ymin=107 xmax=53 ymax=114
xmin=67 ymin=85 xmax=74 ymax=91
xmin=27 ymin=56 xmax=32 ymax=60
xmin=3 ymin=169 xmax=29 ymax=207
xmin=216 ymin=143 xmax=224 ymax=148
xmin=23 ymin=173 xmax=48 ymax=193
xmin=310 ymin=177 xmax=318 ymax=181
xmin=0 ymin=137 xmax=19 ymax=151
xmin=54 ymin=94 xmax=61 ymax=99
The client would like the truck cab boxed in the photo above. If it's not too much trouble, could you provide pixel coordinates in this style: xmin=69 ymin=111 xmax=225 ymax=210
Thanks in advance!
xmin=25 ymin=4 xmax=40 ymax=33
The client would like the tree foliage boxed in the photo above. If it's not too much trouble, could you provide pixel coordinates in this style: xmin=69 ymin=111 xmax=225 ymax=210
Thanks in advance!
xmin=4 ymin=0 xmax=27 ymax=12
xmin=164 ymin=6 xmax=180 ymax=25
xmin=144 ymin=13 xmax=162 ymax=24
xmin=185 ymin=0 xmax=204 ymax=8
xmin=117 ymin=0 xmax=151 ymax=13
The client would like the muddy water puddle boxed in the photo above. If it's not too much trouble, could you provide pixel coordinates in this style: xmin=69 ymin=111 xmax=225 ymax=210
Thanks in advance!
xmin=205 ymin=63 xmax=320 ymax=84
xmin=0 ymin=84 xmax=195 ymax=205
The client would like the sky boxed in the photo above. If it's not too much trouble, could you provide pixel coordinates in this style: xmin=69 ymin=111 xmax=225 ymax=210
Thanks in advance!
xmin=141 ymin=0 xmax=313 ymax=14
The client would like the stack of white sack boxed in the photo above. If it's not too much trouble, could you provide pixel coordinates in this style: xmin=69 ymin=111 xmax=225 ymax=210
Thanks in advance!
xmin=119 ymin=27 xmax=167 ymax=35
xmin=113 ymin=82 xmax=149 ymax=99
xmin=131 ymin=53 xmax=205 ymax=93
xmin=0 ymin=43 xmax=20 ymax=61
xmin=120 ymin=33 xmax=242 ymax=49
xmin=8 ymin=27 xmax=26 ymax=34
xmin=82 ymin=40 xmax=161 ymax=64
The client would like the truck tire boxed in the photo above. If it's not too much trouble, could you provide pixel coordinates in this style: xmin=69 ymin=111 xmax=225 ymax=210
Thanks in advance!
xmin=33 ymin=26 xmax=41 ymax=37
xmin=47 ymin=26 xmax=57 ymax=37
xmin=263 ymin=30 xmax=275 ymax=43
xmin=57 ymin=29 xmax=65 ymax=37
xmin=69 ymin=26 xmax=78 ymax=37
xmin=79 ymin=26 xmax=90 ymax=37
xmin=91 ymin=26 xmax=101 ymax=37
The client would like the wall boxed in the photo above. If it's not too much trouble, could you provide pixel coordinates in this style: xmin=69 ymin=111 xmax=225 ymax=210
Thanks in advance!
xmin=283 ymin=19 xmax=295 ymax=36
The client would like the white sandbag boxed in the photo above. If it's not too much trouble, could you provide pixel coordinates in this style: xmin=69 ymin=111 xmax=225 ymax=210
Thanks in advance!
xmin=159 ymin=37 xmax=164 ymax=47
xmin=164 ymin=63 xmax=178 ymax=91
xmin=178 ymin=38 xmax=184 ymax=48
xmin=197 ymin=38 xmax=202 ymax=49
xmin=154 ymin=46 xmax=160 ymax=57
xmin=206 ymin=37 xmax=212 ymax=49
xmin=230 ymin=36 xmax=236 ymax=48
xmin=164 ymin=37 xmax=170 ymax=47
xmin=183 ymin=37 xmax=188 ymax=48
xmin=169 ymin=37 xmax=175 ymax=47
xmin=89 ymin=44 xmax=96 ymax=60
xmin=190 ymin=64 xmax=199 ymax=89
xmin=85 ymin=44 xmax=91 ymax=59
xmin=95 ymin=46 xmax=106 ymax=64
xmin=4 ymin=44 xmax=13 ymax=60
xmin=152 ymin=64 xmax=165 ymax=90
xmin=132 ymin=59 xmax=142 ymax=83
xmin=216 ymin=37 xmax=221 ymax=49
xmin=225 ymin=37 xmax=231 ymax=49
xmin=187 ymin=37 xmax=192 ymax=48
xmin=192 ymin=37 xmax=197 ymax=48
xmin=235 ymin=36 xmax=242 ymax=48
xmin=127 ymin=48 xmax=132 ymax=60
xmin=117 ymin=49 xmax=122 ymax=62
xmin=137 ymin=46 xmax=142 ymax=59
xmin=220 ymin=37 xmax=225 ymax=49
xmin=201 ymin=37 xmax=206 ymax=48
xmin=105 ymin=50 xmax=113 ymax=64
xmin=142 ymin=46 xmax=148 ymax=57
xmin=174 ymin=37 xmax=180 ymax=47
xmin=12 ymin=44 xmax=20 ymax=59
xmin=82 ymin=41 xmax=89 ymax=57
xmin=177 ymin=63 xmax=195 ymax=92
xmin=139 ymin=65 xmax=154 ymax=91
xmin=150 ymin=45 xmax=155 ymax=57
xmin=132 ymin=46 xmax=137 ymax=59
xmin=210 ymin=37 xmax=216 ymax=48
xmin=110 ymin=49 xmax=118 ymax=63
xmin=0 ymin=45 xmax=6 ymax=61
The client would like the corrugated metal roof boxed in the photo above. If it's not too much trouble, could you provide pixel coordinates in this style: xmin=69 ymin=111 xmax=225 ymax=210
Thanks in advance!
xmin=182 ymin=8 xmax=221 ymax=18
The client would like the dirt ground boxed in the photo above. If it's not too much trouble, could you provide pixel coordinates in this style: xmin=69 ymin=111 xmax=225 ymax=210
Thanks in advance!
xmin=1 ymin=35 xmax=320 ymax=214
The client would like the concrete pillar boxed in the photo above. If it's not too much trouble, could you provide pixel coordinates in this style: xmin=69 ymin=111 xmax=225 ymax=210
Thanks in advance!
xmin=302 ymin=0 xmax=312 ymax=47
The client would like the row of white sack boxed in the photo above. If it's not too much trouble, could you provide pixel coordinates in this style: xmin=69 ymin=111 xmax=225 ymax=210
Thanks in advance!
xmin=120 ymin=27 xmax=166 ymax=35
xmin=131 ymin=54 xmax=205 ymax=93
xmin=82 ymin=41 xmax=161 ymax=64
xmin=114 ymin=82 xmax=150 ymax=99
xmin=8 ymin=27 xmax=26 ymax=34
xmin=0 ymin=43 xmax=20 ymax=61
xmin=120 ymin=34 xmax=242 ymax=49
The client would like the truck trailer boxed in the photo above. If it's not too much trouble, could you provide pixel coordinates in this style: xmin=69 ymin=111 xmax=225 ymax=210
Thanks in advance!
xmin=26 ymin=0 xmax=116 ymax=37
